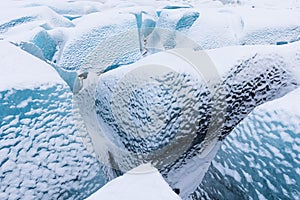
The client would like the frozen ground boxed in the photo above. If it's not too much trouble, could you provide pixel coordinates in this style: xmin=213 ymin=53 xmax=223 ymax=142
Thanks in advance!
xmin=0 ymin=0 xmax=300 ymax=199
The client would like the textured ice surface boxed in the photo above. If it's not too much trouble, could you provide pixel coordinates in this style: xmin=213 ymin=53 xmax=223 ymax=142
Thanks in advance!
xmin=57 ymin=10 xmax=141 ymax=72
xmin=0 ymin=42 xmax=105 ymax=199
xmin=0 ymin=86 xmax=104 ymax=199
xmin=192 ymin=88 xmax=300 ymax=200
xmin=74 ymin=43 xmax=299 ymax=199
xmin=1 ymin=0 xmax=300 ymax=199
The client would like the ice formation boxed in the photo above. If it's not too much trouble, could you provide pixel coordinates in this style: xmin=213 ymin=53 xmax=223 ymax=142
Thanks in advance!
xmin=0 ymin=0 xmax=300 ymax=199
xmin=0 ymin=41 xmax=105 ymax=199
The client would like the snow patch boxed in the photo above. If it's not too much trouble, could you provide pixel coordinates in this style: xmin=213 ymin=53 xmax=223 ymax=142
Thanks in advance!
xmin=0 ymin=41 xmax=63 ymax=91
xmin=87 ymin=164 xmax=181 ymax=200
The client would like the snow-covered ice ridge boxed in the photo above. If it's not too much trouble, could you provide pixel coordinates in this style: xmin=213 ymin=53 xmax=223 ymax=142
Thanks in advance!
xmin=0 ymin=0 xmax=300 ymax=199
xmin=0 ymin=41 xmax=105 ymax=199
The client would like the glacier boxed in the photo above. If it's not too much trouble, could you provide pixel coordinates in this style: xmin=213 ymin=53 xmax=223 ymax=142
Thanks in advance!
xmin=0 ymin=0 xmax=300 ymax=199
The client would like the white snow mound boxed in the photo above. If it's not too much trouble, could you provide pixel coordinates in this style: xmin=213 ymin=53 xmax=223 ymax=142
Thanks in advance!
xmin=86 ymin=163 xmax=181 ymax=200
xmin=0 ymin=40 xmax=64 ymax=91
